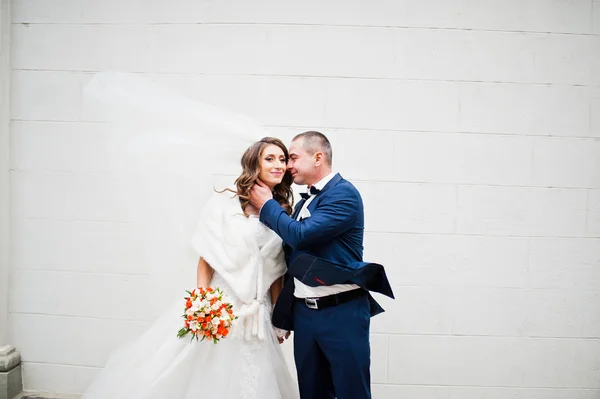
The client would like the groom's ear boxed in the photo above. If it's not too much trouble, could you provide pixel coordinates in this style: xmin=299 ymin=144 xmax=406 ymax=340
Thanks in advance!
xmin=314 ymin=151 xmax=324 ymax=166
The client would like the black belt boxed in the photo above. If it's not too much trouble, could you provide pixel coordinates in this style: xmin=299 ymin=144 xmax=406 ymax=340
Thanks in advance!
xmin=296 ymin=289 xmax=366 ymax=310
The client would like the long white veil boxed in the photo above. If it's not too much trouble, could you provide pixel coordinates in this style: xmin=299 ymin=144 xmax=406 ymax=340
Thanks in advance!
xmin=84 ymin=72 xmax=268 ymax=314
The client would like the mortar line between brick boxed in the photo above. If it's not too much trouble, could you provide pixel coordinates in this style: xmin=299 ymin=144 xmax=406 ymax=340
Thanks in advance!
xmin=10 ymin=68 xmax=599 ymax=88
xmin=12 ymin=119 xmax=600 ymax=141
xmin=10 ymin=21 xmax=597 ymax=37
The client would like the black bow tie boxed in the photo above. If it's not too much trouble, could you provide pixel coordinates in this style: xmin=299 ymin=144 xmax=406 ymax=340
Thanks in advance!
xmin=299 ymin=186 xmax=321 ymax=200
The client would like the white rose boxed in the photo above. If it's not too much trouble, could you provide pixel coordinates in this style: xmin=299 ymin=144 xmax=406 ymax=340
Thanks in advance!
xmin=188 ymin=321 xmax=198 ymax=332
xmin=191 ymin=299 xmax=203 ymax=312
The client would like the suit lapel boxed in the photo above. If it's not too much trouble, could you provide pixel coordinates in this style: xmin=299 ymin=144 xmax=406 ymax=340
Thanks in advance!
xmin=291 ymin=174 xmax=344 ymax=218
xmin=307 ymin=173 xmax=343 ymax=212
xmin=292 ymin=199 xmax=306 ymax=220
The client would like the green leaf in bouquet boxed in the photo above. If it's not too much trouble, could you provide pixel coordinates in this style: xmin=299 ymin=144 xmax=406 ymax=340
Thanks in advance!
xmin=177 ymin=327 xmax=188 ymax=339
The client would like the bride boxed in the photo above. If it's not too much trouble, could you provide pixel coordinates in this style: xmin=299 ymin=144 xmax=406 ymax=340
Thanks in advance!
xmin=81 ymin=74 xmax=300 ymax=399
xmin=83 ymin=137 xmax=299 ymax=399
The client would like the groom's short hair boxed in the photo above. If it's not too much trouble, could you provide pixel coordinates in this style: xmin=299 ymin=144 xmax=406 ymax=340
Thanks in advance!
xmin=293 ymin=131 xmax=333 ymax=166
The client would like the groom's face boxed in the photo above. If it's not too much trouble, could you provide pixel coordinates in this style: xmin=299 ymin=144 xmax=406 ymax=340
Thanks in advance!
xmin=288 ymin=138 xmax=315 ymax=186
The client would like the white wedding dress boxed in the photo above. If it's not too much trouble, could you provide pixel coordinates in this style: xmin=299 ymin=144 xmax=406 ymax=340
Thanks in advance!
xmin=83 ymin=217 xmax=299 ymax=399
xmin=81 ymin=72 xmax=298 ymax=399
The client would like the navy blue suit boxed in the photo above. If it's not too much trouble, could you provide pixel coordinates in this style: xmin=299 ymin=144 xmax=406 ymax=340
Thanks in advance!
xmin=260 ymin=173 xmax=393 ymax=399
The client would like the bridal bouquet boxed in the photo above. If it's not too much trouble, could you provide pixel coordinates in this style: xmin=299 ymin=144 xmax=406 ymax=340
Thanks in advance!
xmin=177 ymin=287 xmax=237 ymax=343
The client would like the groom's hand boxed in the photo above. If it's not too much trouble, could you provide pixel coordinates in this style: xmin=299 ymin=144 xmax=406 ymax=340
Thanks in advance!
xmin=249 ymin=179 xmax=273 ymax=210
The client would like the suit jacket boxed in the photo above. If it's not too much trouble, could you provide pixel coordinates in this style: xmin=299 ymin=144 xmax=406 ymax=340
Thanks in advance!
xmin=259 ymin=173 xmax=394 ymax=330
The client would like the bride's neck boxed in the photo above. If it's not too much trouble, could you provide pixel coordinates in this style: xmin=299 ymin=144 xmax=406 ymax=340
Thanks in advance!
xmin=246 ymin=204 xmax=260 ymax=216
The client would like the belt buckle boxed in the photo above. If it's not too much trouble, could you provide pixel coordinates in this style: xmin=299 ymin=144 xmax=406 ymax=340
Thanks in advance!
xmin=305 ymin=297 xmax=319 ymax=310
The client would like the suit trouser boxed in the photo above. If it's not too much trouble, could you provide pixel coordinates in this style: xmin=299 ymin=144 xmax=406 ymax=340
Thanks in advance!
xmin=293 ymin=293 xmax=371 ymax=399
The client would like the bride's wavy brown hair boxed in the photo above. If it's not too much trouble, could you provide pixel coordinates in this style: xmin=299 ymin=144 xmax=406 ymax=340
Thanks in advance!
xmin=222 ymin=137 xmax=294 ymax=217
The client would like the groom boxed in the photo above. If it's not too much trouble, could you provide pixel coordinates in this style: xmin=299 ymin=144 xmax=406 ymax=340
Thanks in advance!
xmin=249 ymin=131 xmax=393 ymax=399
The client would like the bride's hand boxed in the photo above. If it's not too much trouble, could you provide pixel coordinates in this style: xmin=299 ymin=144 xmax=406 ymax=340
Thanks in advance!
xmin=274 ymin=327 xmax=290 ymax=344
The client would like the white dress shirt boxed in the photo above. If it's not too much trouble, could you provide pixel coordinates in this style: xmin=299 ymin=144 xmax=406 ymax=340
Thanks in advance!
xmin=293 ymin=171 xmax=360 ymax=298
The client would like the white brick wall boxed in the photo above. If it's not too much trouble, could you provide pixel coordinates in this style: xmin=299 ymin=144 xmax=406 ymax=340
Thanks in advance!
xmin=8 ymin=0 xmax=600 ymax=397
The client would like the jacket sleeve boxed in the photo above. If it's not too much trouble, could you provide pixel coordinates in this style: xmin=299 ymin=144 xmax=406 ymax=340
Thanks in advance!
xmin=259 ymin=187 xmax=360 ymax=250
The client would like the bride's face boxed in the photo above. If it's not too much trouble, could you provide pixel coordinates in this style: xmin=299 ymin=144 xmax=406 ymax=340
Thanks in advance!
xmin=258 ymin=144 xmax=287 ymax=189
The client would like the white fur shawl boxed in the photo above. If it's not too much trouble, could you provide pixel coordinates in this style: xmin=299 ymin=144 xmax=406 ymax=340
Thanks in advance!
xmin=190 ymin=190 xmax=286 ymax=340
